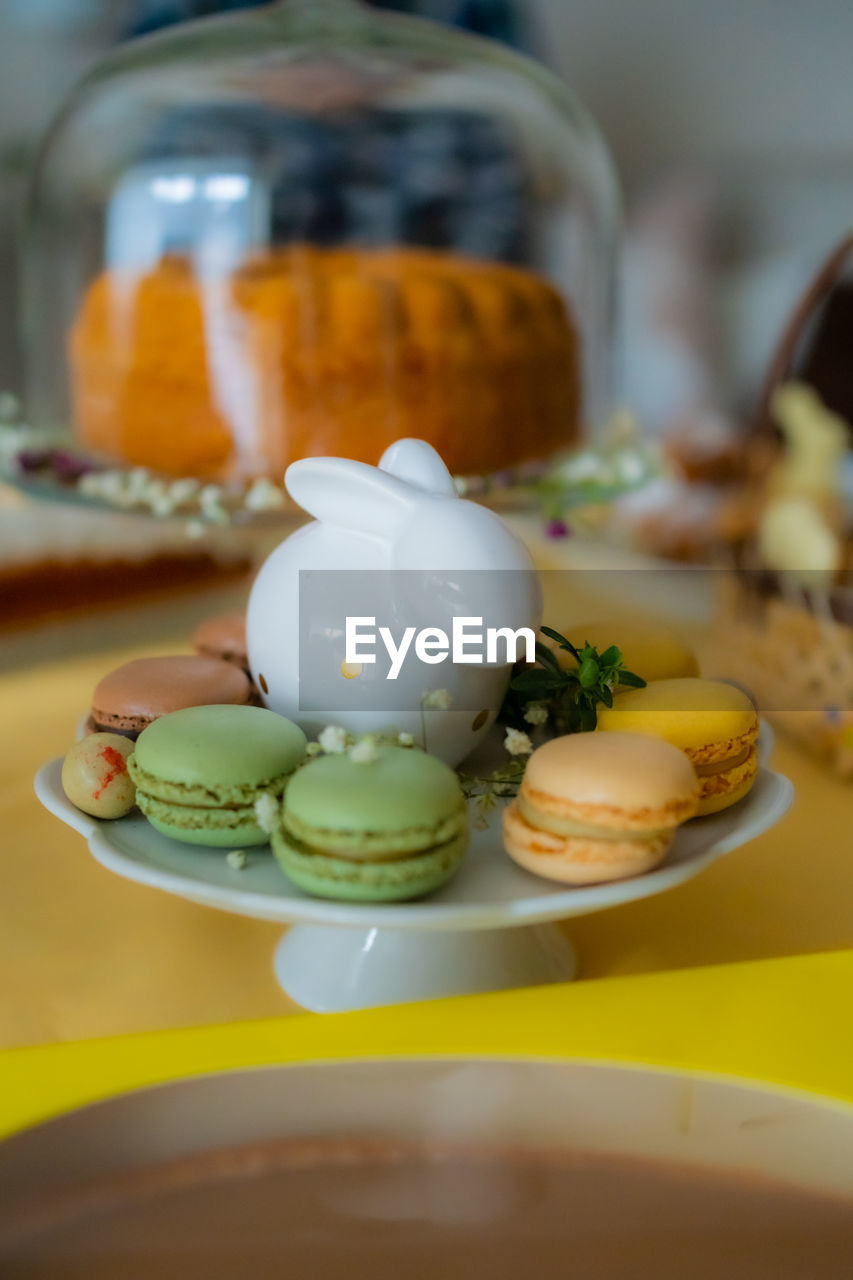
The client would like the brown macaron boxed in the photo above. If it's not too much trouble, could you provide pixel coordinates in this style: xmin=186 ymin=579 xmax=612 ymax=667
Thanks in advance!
xmin=192 ymin=611 xmax=248 ymax=671
xmin=88 ymin=655 xmax=251 ymax=739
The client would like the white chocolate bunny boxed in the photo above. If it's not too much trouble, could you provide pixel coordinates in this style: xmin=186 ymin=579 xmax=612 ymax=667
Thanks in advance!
xmin=247 ymin=439 xmax=542 ymax=766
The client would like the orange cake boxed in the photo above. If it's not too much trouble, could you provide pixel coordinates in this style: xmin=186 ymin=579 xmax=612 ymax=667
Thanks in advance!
xmin=69 ymin=246 xmax=581 ymax=480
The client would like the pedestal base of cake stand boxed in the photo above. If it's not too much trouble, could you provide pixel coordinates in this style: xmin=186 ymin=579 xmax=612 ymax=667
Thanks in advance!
xmin=273 ymin=921 xmax=578 ymax=1013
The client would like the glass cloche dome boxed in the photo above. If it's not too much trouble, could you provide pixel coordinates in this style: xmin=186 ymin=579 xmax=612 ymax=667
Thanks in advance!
xmin=18 ymin=0 xmax=619 ymax=520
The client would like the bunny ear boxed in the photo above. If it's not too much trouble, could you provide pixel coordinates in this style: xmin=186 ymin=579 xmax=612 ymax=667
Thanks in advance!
xmin=379 ymin=439 xmax=457 ymax=497
xmin=285 ymin=456 xmax=416 ymax=536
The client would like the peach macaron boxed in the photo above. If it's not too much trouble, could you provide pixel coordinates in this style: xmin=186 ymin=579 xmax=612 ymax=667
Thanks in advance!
xmin=502 ymin=732 xmax=700 ymax=885
xmin=596 ymin=678 xmax=760 ymax=816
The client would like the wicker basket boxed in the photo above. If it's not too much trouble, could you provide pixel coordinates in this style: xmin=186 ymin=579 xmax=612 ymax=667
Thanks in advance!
xmin=717 ymin=233 xmax=853 ymax=778
xmin=717 ymin=578 xmax=853 ymax=778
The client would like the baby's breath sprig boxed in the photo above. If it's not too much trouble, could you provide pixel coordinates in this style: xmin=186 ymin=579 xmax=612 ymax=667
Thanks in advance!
xmin=311 ymin=726 xmax=420 ymax=760
xmin=318 ymin=725 xmax=349 ymax=754
xmin=458 ymin=760 xmax=527 ymax=828
xmin=504 ymin=727 xmax=533 ymax=756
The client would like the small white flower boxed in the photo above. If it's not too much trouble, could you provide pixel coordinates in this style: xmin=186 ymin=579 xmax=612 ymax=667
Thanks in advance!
xmin=253 ymin=791 xmax=280 ymax=835
xmin=112 ymin=478 xmax=141 ymax=509
xmin=93 ymin=471 xmax=127 ymax=504
xmin=199 ymin=483 xmax=231 ymax=525
xmin=616 ymin=451 xmax=648 ymax=485
xmin=319 ymin=725 xmax=348 ymax=754
xmin=305 ymin=741 xmax=322 ymax=757
xmin=523 ymin=703 xmax=549 ymax=727
xmin=169 ymin=477 xmax=200 ymax=505
xmin=504 ymin=728 xmax=533 ymax=757
xmin=77 ymin=472 xmax=102 ymax=498
xmin=560 ymin=450 xmax=601 ymax=483
xmin=150 ymin=490 xmax=178 ymax=518
xmin=226 ymin=849 xmax=249 ymax=870
xmin=199 ymin=482 xmax=223 ymax=508
xmin=421 ymin=689 xmax=452 ymax=710
xmin=397 ymin=731 xmax=415 ymax=747
xmin=245 ymin=477 xmax=285 ymax=511
xmin=350 ymin=738 xmax=380 ymax=765
xmin=142 ymin=477 xmax=167 ymax=502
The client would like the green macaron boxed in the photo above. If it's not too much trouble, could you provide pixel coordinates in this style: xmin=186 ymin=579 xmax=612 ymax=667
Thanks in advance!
xmin=272 ymin=745 xmax=468 ymax=901
xmin=129 ymin=704 xmax=306 ymax=847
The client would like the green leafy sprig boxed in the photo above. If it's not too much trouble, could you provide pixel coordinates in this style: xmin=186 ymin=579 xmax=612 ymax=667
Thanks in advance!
xmin=506 ymin=627 xmax=646 ymax=734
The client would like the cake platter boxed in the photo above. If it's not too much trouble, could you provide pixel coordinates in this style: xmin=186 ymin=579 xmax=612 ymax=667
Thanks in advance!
xmin=35 ymin=740 xmax=792 ymax=1013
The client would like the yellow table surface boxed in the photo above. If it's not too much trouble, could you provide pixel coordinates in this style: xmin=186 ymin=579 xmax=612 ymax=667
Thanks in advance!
xmin=1 ymin=563 xmax=851 ymax=1052
xmin=3 ymin=948 xmax=853 ymax=1140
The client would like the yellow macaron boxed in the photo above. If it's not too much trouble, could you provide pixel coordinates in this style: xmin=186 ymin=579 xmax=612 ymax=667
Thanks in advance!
xmin=502 ymin=732 xmax=700 ymax=885
xmin=596 ymin=677 xmax=760 ymax=816
xmin=544 ymin=618 xmax=699 ymax=686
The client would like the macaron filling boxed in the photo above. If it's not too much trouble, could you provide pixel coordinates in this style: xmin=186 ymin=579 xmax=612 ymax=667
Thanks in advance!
xmin=86 ymin=714 xmax=143 ymax=739
xmin=692 ymin=743 xmax=755 ymax=777
xmin=281 ymin=806 xmax=467 ymax=862
xmin=517 ymin=794 xmax=672 ymax=844
xmin=519 ymin=786 xmax=698 ymax=835
xmin=128 ymin=759 xmax=290 ymax=809
xmin=277 ymin=825 xmax=466 ymax=865
xmin=695 ymin=747 xmax=759 ymax=814
xmin=505 ymin=801 xmax=671 ymax=857
xmin=503 ymin=804 xmax=674 ymax=890
xmin=137 ymin=790 xmax=262 ymax=833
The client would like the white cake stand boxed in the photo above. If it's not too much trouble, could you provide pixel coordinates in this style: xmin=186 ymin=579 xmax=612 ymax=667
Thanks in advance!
xmin=35 ymin=739 xmax=793 ymax=1013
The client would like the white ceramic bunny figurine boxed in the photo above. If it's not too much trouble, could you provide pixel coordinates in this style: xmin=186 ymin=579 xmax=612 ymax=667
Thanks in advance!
xmin=247 ymin=439 xmax=542 ymax=766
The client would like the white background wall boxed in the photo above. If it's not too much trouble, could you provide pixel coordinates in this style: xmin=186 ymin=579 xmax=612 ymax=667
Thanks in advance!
xmin=527 ymin=0 xmax=853 ymax=184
